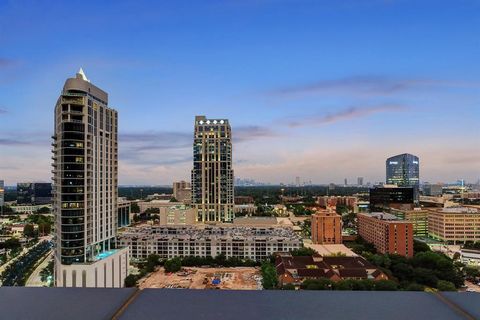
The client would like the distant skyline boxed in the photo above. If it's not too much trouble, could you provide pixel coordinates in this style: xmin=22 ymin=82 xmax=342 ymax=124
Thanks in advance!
xmin=0 ymin=0 xmax=479 ymax=185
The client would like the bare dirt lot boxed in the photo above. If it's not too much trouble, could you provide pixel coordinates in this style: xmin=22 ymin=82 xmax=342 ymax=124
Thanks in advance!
xmin=139 ymin=266 xmax=262 ymax=290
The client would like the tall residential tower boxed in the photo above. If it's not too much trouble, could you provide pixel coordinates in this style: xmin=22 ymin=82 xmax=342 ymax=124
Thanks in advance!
xmin=191 ymin=116 xmax=234 ymax=222
xmin=52 ymin=69 xmax=128 ymax=287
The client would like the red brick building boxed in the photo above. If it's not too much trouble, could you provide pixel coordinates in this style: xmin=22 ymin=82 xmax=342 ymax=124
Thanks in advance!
xmin=275 ymin=253 xmax=388 ymax=287
xmin=311 ymin=210 xmax=342 ymax=244
xmin=357 ymin=212 xmax=414 ymax=257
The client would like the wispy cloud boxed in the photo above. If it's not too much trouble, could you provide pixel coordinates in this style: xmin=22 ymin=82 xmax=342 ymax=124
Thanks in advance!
xmin=269 ymin=76 xmax=480 ymax=97
xmin=120 ymin=131 xmax=192 ymax=152
xmin=0 ymin=58 xmax=17 ymax=68
xmin=0 ymin=138 xmax=33 ymax=146
xmin=234 ymin=125 xmax=279 ymax=142
xmin=0 ymin=108 xmax=7 ymax=114
xmin=286 ymin=104 xmax=406 ymax=127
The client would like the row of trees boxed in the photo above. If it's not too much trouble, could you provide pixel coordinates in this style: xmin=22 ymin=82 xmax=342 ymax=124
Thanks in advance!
xmin=26 ymin=213 xmax=53 ymax=236
xmin=297 ymin=278 xmax=401 ymax=291
xmin=463 ymin=241 xmax=480 ymax=250
xmin=347 ymin=237 xmax=465 ymax=290
xmin=40 ymin=260 xmax=54 ymax=286
xmin=287 ymin=204 xmax=314 ymax=216
xmin=363 ymin=250 xmax=464 ymax=290
xmin=0 ymin=241 xmax=51 ymax=286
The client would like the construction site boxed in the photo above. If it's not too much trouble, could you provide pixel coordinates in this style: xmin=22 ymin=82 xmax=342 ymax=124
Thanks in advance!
xmin=139 ymin=267 xmax=262 ymax=290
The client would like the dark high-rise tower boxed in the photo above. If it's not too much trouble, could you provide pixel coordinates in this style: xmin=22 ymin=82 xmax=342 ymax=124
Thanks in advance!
xmin=386 ymin=153 xmax=419 ymax=203
xmin=52 ymin=69 xmax=128 ymax=287
xmin=386 ymin=153 xmax=419 ymax=187
xmin=191 ymin=116 xmax=234 ymax=222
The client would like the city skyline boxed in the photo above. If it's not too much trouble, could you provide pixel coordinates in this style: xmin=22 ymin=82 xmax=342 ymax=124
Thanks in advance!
xmin=1 ymin=0 xmax=479 ymax=185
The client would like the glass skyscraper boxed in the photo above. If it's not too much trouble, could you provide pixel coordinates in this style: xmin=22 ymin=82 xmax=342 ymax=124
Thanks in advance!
xmin=191 ymin=115 xmax=234 ymax=222
xmin=16 ymin=182 xmax=52 ymax=205
xmin=386 ymin=153 xmax=419 ymax=203
xmin=386 ymin=153 xmax=419 ymax=187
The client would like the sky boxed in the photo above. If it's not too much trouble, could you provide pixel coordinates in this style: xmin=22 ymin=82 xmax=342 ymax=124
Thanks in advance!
xmin=0 ymin=0 xmax=479 ymax=186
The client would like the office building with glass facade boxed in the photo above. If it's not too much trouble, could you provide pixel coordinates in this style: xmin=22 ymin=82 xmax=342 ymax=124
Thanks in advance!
xmin=16 ymin=182 xmax=52 ymax=205
xmin=386 ymin=153 xmax=419 ymax=187
xmin=386 ymin=153 xmax=419 ymax=202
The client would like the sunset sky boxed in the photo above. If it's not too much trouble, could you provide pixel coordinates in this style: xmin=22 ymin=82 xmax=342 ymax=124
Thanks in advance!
xmin=0 ymin=0 xmax=479 ymax=185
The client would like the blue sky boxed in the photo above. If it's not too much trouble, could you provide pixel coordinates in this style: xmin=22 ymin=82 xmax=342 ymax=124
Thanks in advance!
xmin=0 ymin=0 xmax=479 ymax=185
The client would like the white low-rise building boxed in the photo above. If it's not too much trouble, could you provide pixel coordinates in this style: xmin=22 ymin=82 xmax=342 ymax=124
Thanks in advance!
xmin=117 ymin=225 xmax=302 ymax=261
xmin=55 ymin=247 xmax=129 ymax=288
xmin=461 ymin=249 xmax=480 ymax=267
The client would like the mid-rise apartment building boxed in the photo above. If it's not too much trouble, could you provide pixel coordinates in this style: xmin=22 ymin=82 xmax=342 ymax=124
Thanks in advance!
xmin=172 ymin=181 xmax=191 ymax=203
xmin=358 ymin=212 xmax=414 ymax=257
xmin=117 ymin=225 xmax=302 ymax=261
xmin=316 ymin=196 xmax=357 ymax=209
xmin=311 ymin=210 xmax=342 ymax=244
xmin=390 ymin=208 xmax=429 ymax=237
xmin=428 ymin=207 xmax=480 ymax=244
xmin=158 ymin=205 xmax=196 ymax=225
xmin=52 ymin=69 xmax=128 ymax=288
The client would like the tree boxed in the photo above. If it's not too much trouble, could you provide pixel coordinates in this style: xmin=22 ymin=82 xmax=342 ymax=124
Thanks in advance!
xmin=374 ymin=280 xmax=398 ymax=291
xmin=1 ymin=206 xmax=14 ymax=214
xmin=412 ymin=268 xmax=439 ymax=287
xmin=413 ymin=240 xmax=430 ymax=253
xmin=392 ymin=263 xmax=413 ymax=282
xmin=3 ymin=238 xmax=20 ymax=251
xmin=452 ymin=252 xmax=461 ymax=261
xmin=300 ymin=220 xmax=311 ymax=237
xmin=336 ymin=204 xmax=349 ymax=215
xmin=282 ymin=283 xmax=296 ymax=290
xmin=261 ymin=261 xmax=278 ymax=289
xmin=437 ymin=280 xmax=456 ymax=291
xmin=124 ymin=274 xmax=138 ymax=287
xmin=463 ymin=241 xmax=480 ymax=250
xmin=23 ymin=224 xmax=36 ymax=238
xmin=145 ymin=254 xmax=161 ymax=272
xmin=38 ymin=223 xmax=51 ymax=236
xmin=335 ymin=280 xmax=355 ymax=290
xmin=164 ymin=257 xmax=182 ymax=273
xmin=290 ymin=247 xmax=317 ymax=256
xmin=405 ymin=282 xmax=425 ymax=291
xmin=301 ymin=278 xmax=333 ymax=290
xmin=35 ymin=207 xmax=51 ymax=214
xmin=464 ymin=267 xmax=480 ymax=279
xmin=131 ymin=202 xmax=140 ymax=213
xmin=170 ymin=197 xmax=178 ymax=202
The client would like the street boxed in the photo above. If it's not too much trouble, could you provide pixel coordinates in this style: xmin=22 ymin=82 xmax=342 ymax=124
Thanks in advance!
xmin=25 ymin=251 xmax=53 ymax=287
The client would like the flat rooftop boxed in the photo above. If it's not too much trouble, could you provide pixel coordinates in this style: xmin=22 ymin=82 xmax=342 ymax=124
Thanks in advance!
xmin=304 ymin=243 xmax=358 ymax=257
xmin=0 ymin=288 xmax=478 ymax=320
xmin=362 ymin=212 xmax=401 ymax=221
